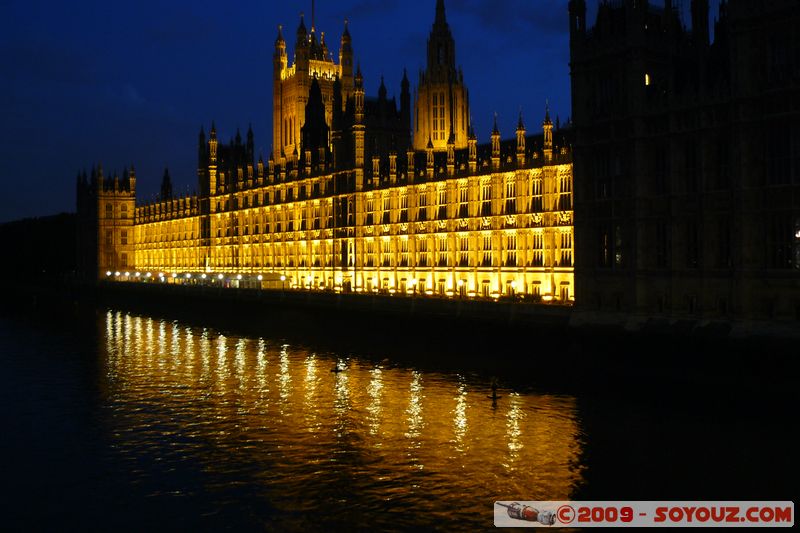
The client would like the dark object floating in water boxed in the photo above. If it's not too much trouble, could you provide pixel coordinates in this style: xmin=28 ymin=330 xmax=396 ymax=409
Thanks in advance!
xmin=488 ymin=394 xmax=502 ymax=400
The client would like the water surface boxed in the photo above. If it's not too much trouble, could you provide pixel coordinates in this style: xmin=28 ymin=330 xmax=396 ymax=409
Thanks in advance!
xmin=2 ymin=307 xmax=795 ymax=531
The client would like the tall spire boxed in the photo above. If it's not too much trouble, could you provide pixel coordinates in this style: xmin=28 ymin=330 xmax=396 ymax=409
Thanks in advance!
xmin=436 ymin=0 xmax=447 ymax=26
xmin=378 ymin=76 xmax=387 ymax=101
xmin=426 ymin=0 xmax=455 ymax=71
xmin=544 ymin=99 xmax=552 ymax=125
xmin=297 ymin=12 xmax=307 ymax=42
xmin=311 ymin=0 xmax=316 ymax=32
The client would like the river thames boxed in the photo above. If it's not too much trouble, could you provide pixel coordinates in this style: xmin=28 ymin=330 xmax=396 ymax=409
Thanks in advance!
xmin=2 ymin=307 xmax=796 ymax=530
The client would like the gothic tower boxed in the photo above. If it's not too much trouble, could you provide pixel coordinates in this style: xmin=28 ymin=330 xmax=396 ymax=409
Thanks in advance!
xmin=413 ymin=0 xmax=470 ymax=151
xmin=272 ymin=13 xmax=355 ymax=162
xmin=95 ymin=164 xmax=136 ymax=276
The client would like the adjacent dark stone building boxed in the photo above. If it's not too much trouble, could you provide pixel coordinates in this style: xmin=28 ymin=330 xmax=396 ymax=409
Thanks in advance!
xmin=569 ymin=0 xmax=800 ymax=323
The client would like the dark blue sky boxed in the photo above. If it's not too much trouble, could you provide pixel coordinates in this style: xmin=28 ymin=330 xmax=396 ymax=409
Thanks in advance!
xmin=1 ymin=0 xmax=717 ymax=222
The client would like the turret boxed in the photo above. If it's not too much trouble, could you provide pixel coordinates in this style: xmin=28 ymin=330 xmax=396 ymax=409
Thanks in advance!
xmin=209 ymin=122 xmax=218 ymax=164
xmin=296 ymin=13 xmax=308 ymax=44
xmin=161 ymin=168 xmax=173 ymax=200
xmin=378 ymin=76 xmax=387 ymax=103
xmin=295 ymin=13 xmax=309 ymax=72
xmin=129 ymin=165 xmax=136 ymax=192
xmin=389 ymin=151 xmax=398 ymax=185
xmin=491 ymin=114 xmax=501 ymax=170
xmin=246 ymin=124 xmax=254 ymax=161
xmin=516 ymin=111 xmax=526 ymax=167
xmin=268 ymin=152 xmax=275 ymax=180
xmin=468 ymin=124 xmax=477 ymax=173
xmin=354 ymin=65 xmax=365 ymax=124
xmin=400 ymin=69 xmax=411 ymax=126
xmin=274 ymin=24 xmax=287 ymax=81
xmin=372 ymin=152 xmax=380 ymax=186
xmin=208 ymin=122 xmax=218 ymax=194
xmin=543 ymin=104 xmax=553 ymax=163
xmin=339 ymin=20 xmax=354 ymax=98
xmin=426 ymin=137 xmax=434 ymax=178
xmin=320 ymin=31 xmax=329 ymax=60
xmin=428 ymin=0 xmax=455 ymax=71
xmin=407 ymin=147 xmax=416 ymax=184
xmin=446 ymin=131 xmax=455 ymax=175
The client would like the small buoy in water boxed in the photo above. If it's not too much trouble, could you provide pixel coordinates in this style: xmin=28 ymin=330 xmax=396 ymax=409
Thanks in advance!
xmin=489 ymin=380 xmax=501 ymax=400
xmin=331 ymin=363 xmax=343 ymax=373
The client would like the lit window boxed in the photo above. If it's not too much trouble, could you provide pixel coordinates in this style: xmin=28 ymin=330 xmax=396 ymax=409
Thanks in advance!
xmin=645 ymin=73 xmax=651 ymax=86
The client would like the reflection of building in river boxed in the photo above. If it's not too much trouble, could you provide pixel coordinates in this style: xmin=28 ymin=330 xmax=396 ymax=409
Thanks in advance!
xmin=101 ymin=310 xmax=585 ymax=503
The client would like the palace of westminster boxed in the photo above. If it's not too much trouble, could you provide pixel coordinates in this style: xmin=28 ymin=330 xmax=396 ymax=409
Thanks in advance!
xmin=78 ymin=0 xmax=800 ymax=321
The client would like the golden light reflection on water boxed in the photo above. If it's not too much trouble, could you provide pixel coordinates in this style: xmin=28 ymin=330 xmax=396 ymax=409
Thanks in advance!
xmin=100 ymin=311 xmax=586 ymax=520
xmin=453 ymin=378 xmax=468 ymax=451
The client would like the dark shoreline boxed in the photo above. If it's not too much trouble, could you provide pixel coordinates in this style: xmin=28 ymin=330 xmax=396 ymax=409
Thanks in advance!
xmin=3 ymin=280 xmax=798 ymax=506
xmin=4 ymin=280 xmax=798 ymax=394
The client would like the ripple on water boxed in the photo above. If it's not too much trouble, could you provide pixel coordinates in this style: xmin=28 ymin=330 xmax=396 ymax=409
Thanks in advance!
xmin=99 ymin=311 xmax=585 ymax=529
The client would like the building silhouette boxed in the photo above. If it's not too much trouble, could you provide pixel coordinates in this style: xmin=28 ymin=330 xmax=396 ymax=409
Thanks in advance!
xmin=78 ymin=1 xmax=575 ymax=301
xmin=570 ymin=0 xmax=800 ymax=321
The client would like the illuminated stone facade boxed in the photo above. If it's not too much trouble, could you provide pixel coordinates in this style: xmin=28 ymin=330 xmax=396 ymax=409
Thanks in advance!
xmin=80 ymin=0 xmax=575 ymax=302
xmin=272 ymin=13 xmax=354 ymax=162
xmin=413 ymin=0 xmax=470 ymax=151
xmin=130 ymin=116 xmax=573 ymax=300
xmin=76 ymin=165 xmax=136 ymax=276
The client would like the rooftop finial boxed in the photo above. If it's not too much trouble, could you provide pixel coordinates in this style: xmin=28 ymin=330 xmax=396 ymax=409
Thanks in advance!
xmin=436 ymin=0 xmax=447 ymax=25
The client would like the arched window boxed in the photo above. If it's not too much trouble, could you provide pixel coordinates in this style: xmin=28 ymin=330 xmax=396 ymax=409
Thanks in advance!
xmin=121 ymin=204 xmax=128 ymax=218
xmin=105 ymin=203 xmax=113 ymax=219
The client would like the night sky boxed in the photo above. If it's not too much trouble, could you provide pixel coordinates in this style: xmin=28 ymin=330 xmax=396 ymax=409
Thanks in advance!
xmin=1 ymin=0 xmax=717 ymax=222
